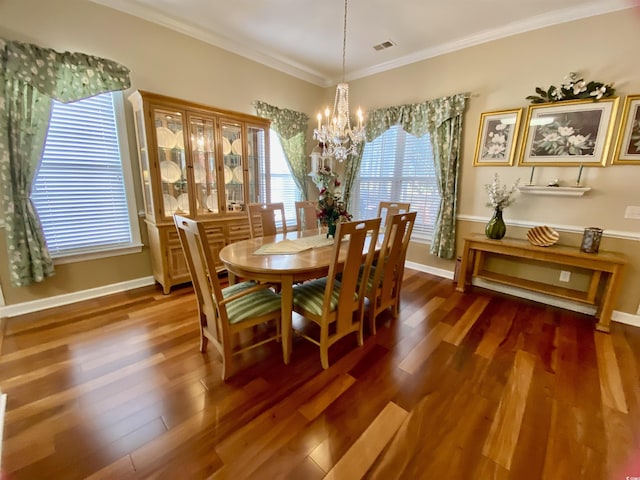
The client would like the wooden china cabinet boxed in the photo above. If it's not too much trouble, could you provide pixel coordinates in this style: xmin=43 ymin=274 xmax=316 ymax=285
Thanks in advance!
xmin=129 ymin=91 xmax=270 ymax=293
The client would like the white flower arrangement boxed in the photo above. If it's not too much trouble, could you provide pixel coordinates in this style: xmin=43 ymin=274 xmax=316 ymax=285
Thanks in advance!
xmin=485 ymin=173 xmax=519 ymax=210
xmin=526 ymin=72 xmax=615 ymax=104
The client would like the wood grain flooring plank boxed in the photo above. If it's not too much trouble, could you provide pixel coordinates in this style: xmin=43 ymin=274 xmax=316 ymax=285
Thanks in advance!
xmin=482 ymin=349 xmax=536 ymax=470
xmin=507 ymin=364 xmax=554 ymax=480
xmin=84 ymin=455 xmax=137 ymax=480
xmin=398 ymin=321 xmax=450 ymax=374
xmin=2 ymin=273 xmax=637 ymax=479
xmin=402 ymin=296 xmax=445 ymax=327
xmin=297 ymin=373 xmax=356 ymax=421
xmin=444 ymin=296 xmax=491 ymax=346
xmin=322 ymin=401 xmax=408 ymax=480
xmin=475 ymin=299 xmax=516 ymax=360
xmin=542 ymin=400 xmax=605 ymax=480
xmin=594 ymin=331 xmax=629 ymax=414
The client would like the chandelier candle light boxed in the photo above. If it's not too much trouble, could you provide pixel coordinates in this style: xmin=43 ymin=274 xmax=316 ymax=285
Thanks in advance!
xmin=313 ymin=0 xmax=365 ymax=162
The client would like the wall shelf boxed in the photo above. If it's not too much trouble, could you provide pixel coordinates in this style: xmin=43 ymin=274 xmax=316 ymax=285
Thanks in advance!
xmin=518 ymin=185 xmax=591 ymax=196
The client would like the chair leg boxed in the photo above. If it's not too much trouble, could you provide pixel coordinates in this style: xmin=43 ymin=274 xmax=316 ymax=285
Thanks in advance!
xmin=199 ymin=332 xmax=208 ymax=353
xmin=320 ymin=346 xmax=330 ymax=370
xmin=199 ymin=313 xmax=209 ymax=352
xmin=368 ymin=297 xmax=378 ymax=335
xmin=320 ymin=325 xmax=330 ymax=369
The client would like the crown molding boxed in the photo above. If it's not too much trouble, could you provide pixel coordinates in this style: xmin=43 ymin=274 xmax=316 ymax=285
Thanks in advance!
xmin=90 ymin=0 xmax=631 ymax=87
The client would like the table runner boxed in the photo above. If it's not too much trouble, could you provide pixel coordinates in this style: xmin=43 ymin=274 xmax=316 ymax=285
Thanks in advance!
xmin=254 ymin=234 xmax=335 ymax=255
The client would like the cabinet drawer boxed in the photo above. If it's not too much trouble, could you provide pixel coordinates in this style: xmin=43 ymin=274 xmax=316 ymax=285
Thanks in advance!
xmin=226 ymin=220 xmax=251 ymax=243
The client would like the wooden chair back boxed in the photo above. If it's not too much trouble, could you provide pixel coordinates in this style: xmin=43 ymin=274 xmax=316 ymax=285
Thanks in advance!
xmin=295 ymin=200 xmax=318 ymax=231
xmin=292 ymin=217 xmax=381 ymax=368
xmin=367 ymin=211 xmax=417 ymax=334
xmin=247 ymin=202 xmax=286 ymax=238
xmin=377 ymin=201 xmax=411 ymax=228
xmin=174 ymin=214 xmax=282 ymax=379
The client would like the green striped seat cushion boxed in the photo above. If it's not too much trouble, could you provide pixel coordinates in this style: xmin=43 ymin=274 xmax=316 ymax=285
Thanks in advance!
xmin=292 ymin=278 xmax=358 ymax=316
xmin=220 ymin=281 xmax=281 ymax=324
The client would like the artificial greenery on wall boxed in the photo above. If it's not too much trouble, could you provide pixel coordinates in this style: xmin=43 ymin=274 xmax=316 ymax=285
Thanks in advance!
xmin=526 ymin=72 xmax=615 ymax=104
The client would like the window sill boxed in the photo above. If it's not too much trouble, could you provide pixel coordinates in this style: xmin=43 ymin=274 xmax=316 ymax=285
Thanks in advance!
xmin=52 ymin=243 xmax=144 ymax=265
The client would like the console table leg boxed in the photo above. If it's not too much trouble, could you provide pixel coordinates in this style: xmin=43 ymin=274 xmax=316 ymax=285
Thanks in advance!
xmin=456 ymin=241 xmax=472 ymax=293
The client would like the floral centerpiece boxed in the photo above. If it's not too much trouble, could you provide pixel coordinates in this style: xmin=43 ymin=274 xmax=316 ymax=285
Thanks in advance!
xmin=484 ymin=173 xmax=519 ymax=240
xmin=312 ymin=164 xmax=352 ymax=237
xmin=526 ymin=72 xmax=615 ymax=104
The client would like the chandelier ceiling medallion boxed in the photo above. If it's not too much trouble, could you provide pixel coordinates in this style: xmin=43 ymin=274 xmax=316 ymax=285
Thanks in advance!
xmin=313 ymin=0 xmax=365 ymax=162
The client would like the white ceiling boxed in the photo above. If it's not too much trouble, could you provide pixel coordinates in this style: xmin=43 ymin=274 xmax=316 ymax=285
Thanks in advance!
xmin=90 ymin=0 xmax=631 ymax=87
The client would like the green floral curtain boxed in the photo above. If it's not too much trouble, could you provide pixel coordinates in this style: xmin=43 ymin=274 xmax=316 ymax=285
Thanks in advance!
xmin=342 ymin=143 xmax=364 ymax=209
xmin=253 ymin=101 xmax=310 ymax=201
xmin=0 ymin=38 xmax=131 ymax=287
xmin=349 ymin=93 xmax=466 ymax=259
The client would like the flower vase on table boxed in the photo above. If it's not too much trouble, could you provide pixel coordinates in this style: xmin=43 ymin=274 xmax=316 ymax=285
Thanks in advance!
xmin=484 ymin=173 xmax=519 ymax=241
xmin=312 ymin=157 xmax=352 ymax=239
xmin=326 ymin=221 xmax=337 ymax=239
xmin=485 ymin=208 xmax=506 ymax=240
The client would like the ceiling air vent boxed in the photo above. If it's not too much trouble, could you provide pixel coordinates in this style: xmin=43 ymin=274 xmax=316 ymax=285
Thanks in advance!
xmin=373 ymin=40 xmax=396 ymax=51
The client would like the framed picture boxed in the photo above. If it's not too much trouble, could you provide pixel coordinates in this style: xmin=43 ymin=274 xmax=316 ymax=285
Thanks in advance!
xmin=473 ymin=108 xmax=523 ymax=166
xmin=612 ymin=94 xmax=640 ymax=165
xmin=518 ymin=98 xmax=619 ymax=166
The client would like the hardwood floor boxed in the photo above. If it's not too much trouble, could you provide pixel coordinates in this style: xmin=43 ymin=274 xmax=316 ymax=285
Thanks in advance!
xmin=1 ymin=269 xmax=639 ymax=479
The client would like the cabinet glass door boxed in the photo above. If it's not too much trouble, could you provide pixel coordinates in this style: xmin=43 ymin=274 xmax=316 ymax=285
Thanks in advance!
xmin=247 ymin=125 xmax=267 ymax=204
xmin=133 ymin=108 xmax=153 ymax=218
xmin=188 ymin=116 xmax=218 ymax=215
xmin=221 ymin=122 xmax=245 ymax=213
xmin=154 ymin=108 xmax=186 ymax=218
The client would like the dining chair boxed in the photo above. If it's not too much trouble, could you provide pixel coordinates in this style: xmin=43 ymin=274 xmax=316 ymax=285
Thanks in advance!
xmin=291 ymin=217 xmax=381 ymax=369
xmin=174 ymin=214 xmax=283 ymax=380
xmin=377 ymin=201 xmax=411 ymax=228
xmin=365 ymin=211 xmax=416 ymax=334
xmin=295 ymin=200 xmax=318 ymax=232
xmin=247 ymin=202 xmax=287 ymax=238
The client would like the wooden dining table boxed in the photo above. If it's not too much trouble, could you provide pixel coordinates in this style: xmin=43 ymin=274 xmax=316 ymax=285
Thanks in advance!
xmin=219 ymin=229 xmax=376 ymax=364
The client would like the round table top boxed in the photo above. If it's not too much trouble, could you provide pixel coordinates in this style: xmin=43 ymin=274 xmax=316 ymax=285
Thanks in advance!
xmin=219 ymin=230 xmax=339 ymax=279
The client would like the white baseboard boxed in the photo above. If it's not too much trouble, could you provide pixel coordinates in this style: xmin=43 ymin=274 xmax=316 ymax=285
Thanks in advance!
xmin=405 ymin=260 xmax=455 ymax=280
xmin=0 ymin=276 xmax=156 ymax=318
xmin=405 ymin=262 xmax=640 ymax=328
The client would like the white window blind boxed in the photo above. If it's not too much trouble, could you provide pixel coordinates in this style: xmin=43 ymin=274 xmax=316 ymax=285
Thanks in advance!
xmin=268 ymin=131 xmax=299 ymax=228
xmin=351 ymin=125 xmax=441 ymax=239
xmin=32 ymin=92 xmax=141 ymax=259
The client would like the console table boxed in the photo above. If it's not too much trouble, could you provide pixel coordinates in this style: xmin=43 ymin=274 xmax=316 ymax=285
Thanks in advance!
xmin=456 ymin=234 xmax=627 ymax=332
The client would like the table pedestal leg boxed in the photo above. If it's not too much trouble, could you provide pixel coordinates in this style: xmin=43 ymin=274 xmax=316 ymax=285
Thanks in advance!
xmin=280 ymin=275 xmax=293 ymax=364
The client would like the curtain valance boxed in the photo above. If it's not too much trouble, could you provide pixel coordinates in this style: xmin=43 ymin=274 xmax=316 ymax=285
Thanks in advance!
xmin=365 ymin=93 xmax=467 ymax=141
xmin=1 ymin=38 xmax=130 ymax=103
xmin=253 ymin=101 xmax=309 ymax=140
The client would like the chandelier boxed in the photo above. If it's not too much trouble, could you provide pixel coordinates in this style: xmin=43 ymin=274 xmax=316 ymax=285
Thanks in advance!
xmin=313 ymin=0 xmax=365 ymax=162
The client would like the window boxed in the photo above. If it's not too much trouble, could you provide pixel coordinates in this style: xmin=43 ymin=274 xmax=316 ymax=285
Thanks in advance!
xmin=351 ymin=125 xmax=441 ymax=240
xmin=267 ymin=132 xmax=299 ymax=228
xmin=31 ymin=91 xmax=141 ymax=262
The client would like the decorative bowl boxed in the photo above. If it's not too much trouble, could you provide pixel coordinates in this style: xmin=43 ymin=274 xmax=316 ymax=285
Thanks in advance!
xmin=527 ymin=225 xmax=559 ymax=247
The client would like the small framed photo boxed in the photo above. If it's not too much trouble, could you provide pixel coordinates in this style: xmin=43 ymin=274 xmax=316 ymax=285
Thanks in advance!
xmin=612 ymin=94 xmax=640 ymax=165
xmin=473 ymin=108 xmax=523 ymax=166
xmin=518 ymin=98 xmax=619 ymax=166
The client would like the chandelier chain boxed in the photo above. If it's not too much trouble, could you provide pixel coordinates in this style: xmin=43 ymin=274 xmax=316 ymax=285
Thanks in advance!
xmin=312 ymin=0 xmax=365 ymax=162
xmin=342 ymin=0 xmax=348 ymax=82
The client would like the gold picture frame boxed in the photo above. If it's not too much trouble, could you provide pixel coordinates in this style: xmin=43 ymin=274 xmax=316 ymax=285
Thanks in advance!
xmin=612 ymin=94 xmax=640 ymax=165
xmin=473 ymin=108 xmax=523 ymax=166
xmin=518 ymin=98 xmax=619 ymax=166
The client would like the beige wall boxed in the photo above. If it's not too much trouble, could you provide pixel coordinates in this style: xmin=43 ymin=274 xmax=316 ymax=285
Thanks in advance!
xmin=0 ymin=0 xmax=322 ymax=306
xmin=350 ymin=10 xmax=640 ymax=315
xmin=1 ymin=1 xmax=639 ymax=315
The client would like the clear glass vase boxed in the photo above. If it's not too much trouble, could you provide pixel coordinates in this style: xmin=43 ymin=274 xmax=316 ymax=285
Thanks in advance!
xmin=485 ymin=208 xmax=506 ymax=240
